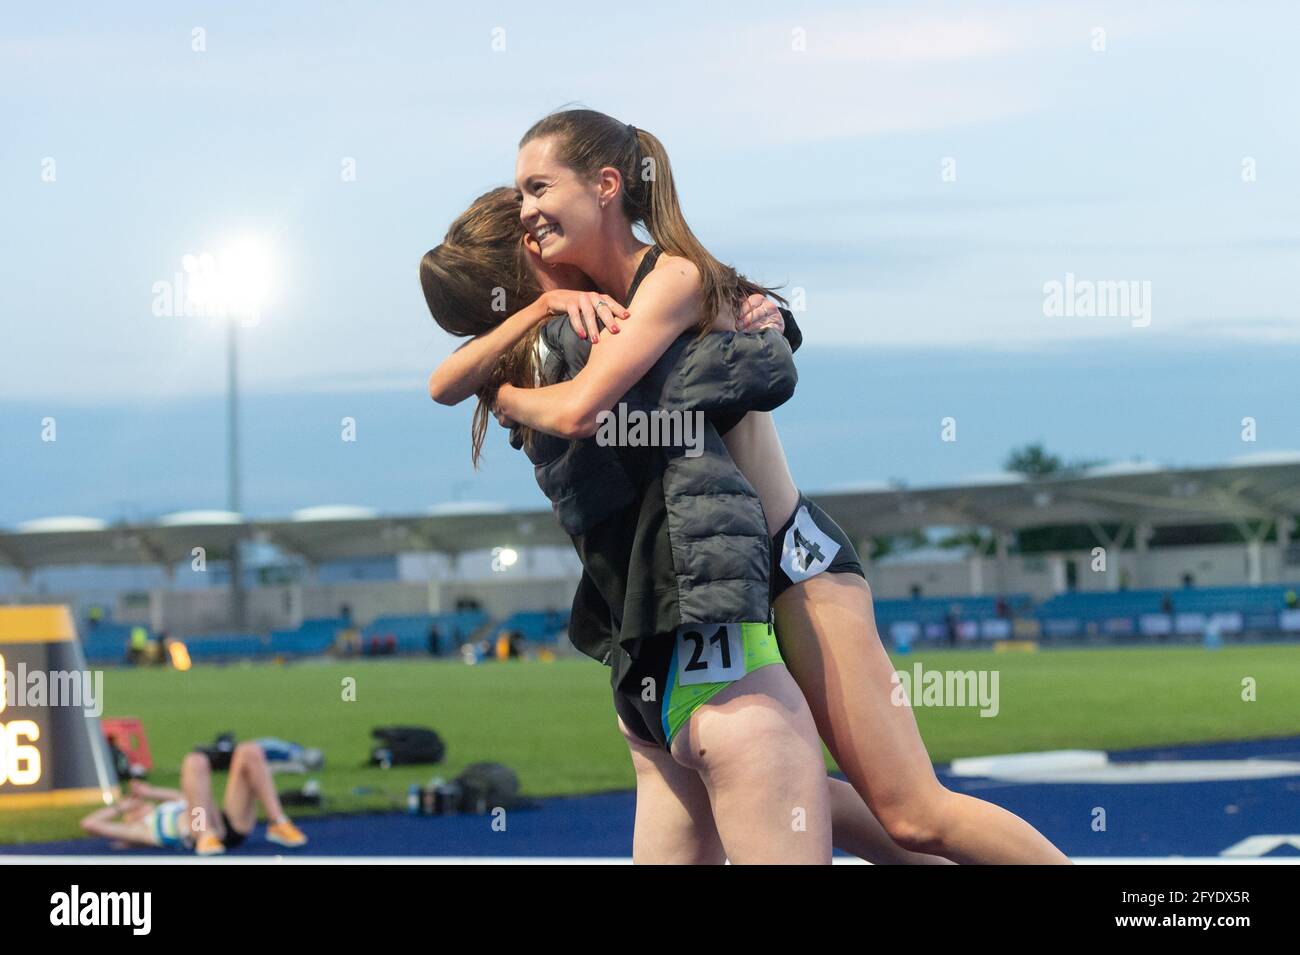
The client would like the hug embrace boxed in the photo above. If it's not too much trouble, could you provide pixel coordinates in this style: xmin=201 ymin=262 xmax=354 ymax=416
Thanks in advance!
xmin=420 ymin=107 xmax=1068 ymax=865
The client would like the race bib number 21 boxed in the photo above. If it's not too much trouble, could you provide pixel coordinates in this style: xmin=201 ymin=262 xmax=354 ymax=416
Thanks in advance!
xmin=675 ymin=623 xmax=745 ymax=687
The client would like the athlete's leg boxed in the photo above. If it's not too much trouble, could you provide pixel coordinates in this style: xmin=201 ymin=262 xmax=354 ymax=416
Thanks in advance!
xmin=179 ymin=752 xmax=224 ymax=840
xmin=776 ymin=573 xmax=1069 ymax=864
xmin=827 ymin=777 xmax=952 ymax=864
xmin=222 ymin=741 xmax=288 ymax=833
xmin=671 ymin=663 xmax=832 ymax=864
xmin=619 ymin=718 xmax=726 ymax=864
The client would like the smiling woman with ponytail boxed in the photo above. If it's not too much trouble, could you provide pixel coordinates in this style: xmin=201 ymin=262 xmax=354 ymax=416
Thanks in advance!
xmin=419 ymin=185 xmax=634 ymax=466
xmin=516 ymin=110 xmax=784 ymax=339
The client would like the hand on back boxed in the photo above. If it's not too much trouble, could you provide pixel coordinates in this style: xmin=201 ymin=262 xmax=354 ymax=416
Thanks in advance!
xmin=538 ymin=289 xmax=630 ymax=343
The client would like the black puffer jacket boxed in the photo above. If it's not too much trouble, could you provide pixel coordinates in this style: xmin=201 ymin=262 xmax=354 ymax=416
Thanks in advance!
xmin=516 ymin=313 xmax=800 ymax=666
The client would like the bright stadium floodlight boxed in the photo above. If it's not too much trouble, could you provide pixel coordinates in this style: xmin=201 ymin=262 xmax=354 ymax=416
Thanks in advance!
xmin=491 ymin=547 xmax=519 ymax=573
xmin=182 ymin=238 xmax=275 ymax=326
xmin=181 ymin=251 xmax=219 ymax=316
xmin=215 ymin=236 xmax=274 ymax=326
xmin=181 ymin=234 xmax=276 ymax=630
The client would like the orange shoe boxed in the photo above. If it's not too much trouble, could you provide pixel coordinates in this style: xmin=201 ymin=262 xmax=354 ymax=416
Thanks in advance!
xmin=195 ymin=833 xmax=225 ymax=856
xmin=266 ymin=820 xmax=307 ymax=849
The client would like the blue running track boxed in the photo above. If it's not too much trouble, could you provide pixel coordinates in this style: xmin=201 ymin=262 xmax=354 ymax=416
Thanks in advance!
xmin=5 ymin=737 xmax=1298 ymax=860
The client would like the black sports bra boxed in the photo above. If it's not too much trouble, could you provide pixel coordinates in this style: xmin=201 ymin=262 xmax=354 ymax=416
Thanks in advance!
xmin=623 ymin=245 xmax=661 ymax=304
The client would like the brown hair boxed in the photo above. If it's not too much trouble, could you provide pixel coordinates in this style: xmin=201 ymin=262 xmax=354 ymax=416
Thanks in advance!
xmin=419 ymin=187 xmax=544 ymax=466
xmin=420 ymin=187 xmax=537 ymax=338
xmin=519 ymin=109 xmax=783 ymax=334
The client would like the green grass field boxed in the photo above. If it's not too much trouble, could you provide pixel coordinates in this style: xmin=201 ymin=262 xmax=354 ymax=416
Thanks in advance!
xmin=4 ymin=644 xmax=1298 ymax=846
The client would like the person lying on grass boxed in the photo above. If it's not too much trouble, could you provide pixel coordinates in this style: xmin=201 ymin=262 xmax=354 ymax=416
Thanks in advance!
xmin=80 ymin=742 xmax=307 ymax=856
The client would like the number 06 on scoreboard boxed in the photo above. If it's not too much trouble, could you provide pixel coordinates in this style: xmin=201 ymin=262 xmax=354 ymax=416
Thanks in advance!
xmin=0 ymin=607 xmax=119 ymax=809
xmin=0 ymin=653 xmax=43 ymax=787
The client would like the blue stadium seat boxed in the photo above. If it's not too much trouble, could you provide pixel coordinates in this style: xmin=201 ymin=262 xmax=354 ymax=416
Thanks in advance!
xmin=873 ymin=594 xmax=1031 ymax=642
xmin=182 ymin=633 xmax=268 ymax=662
xmin=79 ymin=622 xmax=141 ymax=663
xmin=1172 ymin=585 xmax=1288 ymax=614
xmin=362 ymin=610 xmax=490 ymax=655
xmin=269 ymin=616 xmax=347 ymax=656
xmin=1034 ymin=585 xmax=1298 ymax=639
xmin=490 ymin=610 xmax=570 ymax=644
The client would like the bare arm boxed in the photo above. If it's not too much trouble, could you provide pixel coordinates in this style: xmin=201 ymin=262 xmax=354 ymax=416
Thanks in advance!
xmin=130 ymin=779 xmax=183 ymax=802
xmin=428 ymin=299 xmax=550 ymax=405
xmin=428 ymin=291 xmax=632 ymax=405
xmin=494 ymin=261 xmax=703 ymax=438
xmin=80 ymin=804 xmax=144 ymax=843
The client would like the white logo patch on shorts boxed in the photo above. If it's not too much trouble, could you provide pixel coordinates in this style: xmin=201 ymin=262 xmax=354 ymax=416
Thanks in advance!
xmin=780 ymin=505 xmax=840 ymax=583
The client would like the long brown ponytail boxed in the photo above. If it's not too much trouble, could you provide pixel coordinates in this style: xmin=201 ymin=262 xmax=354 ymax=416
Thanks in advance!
xmin=519 ymin=109 xmax=783 ymax=335
xmin=468 ymin=331 xmax=543 ymax=468
xmin=419 ymin=187 xmax=545 ymax=466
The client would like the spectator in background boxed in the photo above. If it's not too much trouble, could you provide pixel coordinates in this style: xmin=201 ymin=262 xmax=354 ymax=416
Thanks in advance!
xmin=427 ymin=623 xmax=443 ymax=656
xmin=335 ymin=609 xmax=361 ymax=657
xmin=946 ymin=607 xmax=960 ymax=647
xmin=1285 ymin=589 xmax=1298 ymax=610
xmin=87 ymin=605 xmax=104 ymax=630
xmin=156 ymin=630 xmax=173 ymax=666
xmin=494 ymin=628 xmax=523 ymax=661
xmin=126 ymin=626 xmax=151 ymax=666
xmin=1157 ymin=593 xmax=1175 ymax=643
xmin=366 ymin=634 xmax=397 ymax=656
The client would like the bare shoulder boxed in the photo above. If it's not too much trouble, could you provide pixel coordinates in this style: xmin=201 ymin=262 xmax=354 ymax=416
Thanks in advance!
xmin=649 ymin=252 xmax=699 ymax=283
xmin=639 ymin=252 xmax=702 ymax=306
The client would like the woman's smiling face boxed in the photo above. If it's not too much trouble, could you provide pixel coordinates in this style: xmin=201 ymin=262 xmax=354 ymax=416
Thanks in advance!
xmin=515 ymin=136 xmax=604 ymax=267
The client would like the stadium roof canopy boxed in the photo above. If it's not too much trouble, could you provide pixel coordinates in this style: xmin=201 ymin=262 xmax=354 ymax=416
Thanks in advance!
xmin=818 ymin=454 xmax=1300 ymax=541
xmin=2 ymin=456 xmax=1298 ymax=572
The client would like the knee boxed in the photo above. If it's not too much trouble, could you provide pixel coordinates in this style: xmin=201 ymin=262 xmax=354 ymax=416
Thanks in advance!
xmin=231 ymin=741 xmax=265 ymax=770
xmin=181 ymin=751 xmax=210 ymax=779
xmin=874 ymin=787 xmax=955 ymax=855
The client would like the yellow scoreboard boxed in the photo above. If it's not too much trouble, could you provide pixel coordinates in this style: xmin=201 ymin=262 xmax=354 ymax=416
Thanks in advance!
xmin=0 ymin=606 xmax=119 ymax=809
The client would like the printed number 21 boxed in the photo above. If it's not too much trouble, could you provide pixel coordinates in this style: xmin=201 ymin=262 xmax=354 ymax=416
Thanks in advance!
xmin=683 ymin=626 xmax=731 ymax=673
